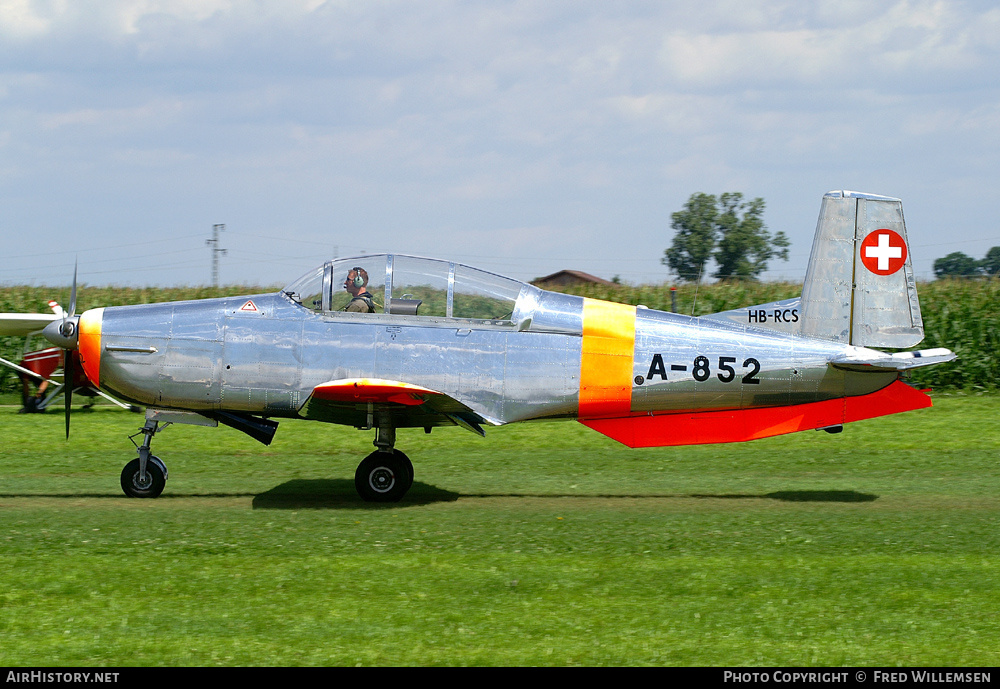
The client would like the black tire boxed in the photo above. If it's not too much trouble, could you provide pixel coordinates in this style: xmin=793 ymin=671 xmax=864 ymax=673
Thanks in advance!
xmin=120 ymin=457 xmax=167 ymax=498
xmin=355 ymin=450 xmax=412 ymax=503
xmin=394 ymin=449 xmax=414 ymax=492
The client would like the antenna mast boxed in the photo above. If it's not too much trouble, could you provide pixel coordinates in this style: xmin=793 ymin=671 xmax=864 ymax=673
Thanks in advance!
xmin=207 ymin=224 xmax=227 ymax=288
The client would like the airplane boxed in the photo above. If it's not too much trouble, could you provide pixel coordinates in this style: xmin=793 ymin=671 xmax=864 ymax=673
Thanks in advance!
xmin=0 ymin=300 xmax=133 ymax=413
xmin=31 ymin=190 xmax=954 ymax=502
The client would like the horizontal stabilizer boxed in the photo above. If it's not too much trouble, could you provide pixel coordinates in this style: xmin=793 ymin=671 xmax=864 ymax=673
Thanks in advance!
xmin=830 ymin=348 xmax=956 ymax=372
xmin=580 ymin=380 xmax=931 ymax=448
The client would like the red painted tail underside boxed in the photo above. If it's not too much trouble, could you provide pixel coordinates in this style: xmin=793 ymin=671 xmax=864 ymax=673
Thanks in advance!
xmin=579 ymin=380 xmax=932 ymax=448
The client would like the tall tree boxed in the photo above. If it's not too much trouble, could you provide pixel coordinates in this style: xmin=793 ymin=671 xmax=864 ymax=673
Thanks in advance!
xmin=662 ymin=192 xmax=718 ymax=282
xmin=980 ymin=246 xmax=1000 ymax=277
xmin=933 ymin=251 xmax=981 ymax=278
xmin=663 ymin=192 xmax=789 ymax=282
xmin=712 ymin=193 xmax=789 ymax=281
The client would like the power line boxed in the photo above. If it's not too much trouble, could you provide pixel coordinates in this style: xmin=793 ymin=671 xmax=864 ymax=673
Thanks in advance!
xmin=0 ymin=232 xmax=208 ymax=261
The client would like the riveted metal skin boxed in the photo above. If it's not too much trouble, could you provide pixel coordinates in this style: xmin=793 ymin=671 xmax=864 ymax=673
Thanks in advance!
xmin=800 ymin=191 xmax=923 ymax=348
xmin=89 ymin=257 xmax=910 ymax=430
xmin=92 ymin=284 xmax=584 ymax=428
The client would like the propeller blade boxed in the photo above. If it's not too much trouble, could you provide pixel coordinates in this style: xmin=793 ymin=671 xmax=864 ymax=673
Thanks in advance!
xmin=64 ymin=352 xmax=75 ymax=439
xmin=69 ymin=260 xmax=78 ymax=318
xmin=63 ymin=259 xmax=78 ymax=440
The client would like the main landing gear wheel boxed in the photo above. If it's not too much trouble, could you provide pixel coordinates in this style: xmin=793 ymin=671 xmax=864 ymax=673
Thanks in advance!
xmin=120 ymin=456 xmax=167 ymax=498
xmin=355 ymin=449 xmax=414 ymax=503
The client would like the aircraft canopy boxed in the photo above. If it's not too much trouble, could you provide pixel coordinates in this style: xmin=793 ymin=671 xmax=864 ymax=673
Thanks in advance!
xmin=283 ymin=254 xmax=528 ymax=322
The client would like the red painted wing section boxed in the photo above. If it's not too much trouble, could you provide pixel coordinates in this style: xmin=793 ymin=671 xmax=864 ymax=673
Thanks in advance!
xmin=580 ymin=380 xmax=932 ymax=448
xmin=20 ymin=347 xmax=63 ymax=378
xmin=310 ymin=379 xmax=439 ymax=407
xmin=19 ymin=348 xmax=93 ymax=387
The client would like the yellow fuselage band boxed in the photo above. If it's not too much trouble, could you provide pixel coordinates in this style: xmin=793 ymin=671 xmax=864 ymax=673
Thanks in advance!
xmin=579 ymin=298 xmax=636 ymax=418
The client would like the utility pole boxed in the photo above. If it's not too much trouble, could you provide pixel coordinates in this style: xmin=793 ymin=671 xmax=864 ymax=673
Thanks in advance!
xmin=207 ymin=224 xmax=227 ymax=288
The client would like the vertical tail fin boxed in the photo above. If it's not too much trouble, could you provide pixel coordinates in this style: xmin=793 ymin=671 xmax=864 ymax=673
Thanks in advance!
xmin=799 ymin=191 xmax=923 ymax=348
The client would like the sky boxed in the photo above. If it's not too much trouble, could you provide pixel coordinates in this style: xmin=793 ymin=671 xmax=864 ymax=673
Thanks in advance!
xmin=2 ymin=0 xmax=999 ymax=288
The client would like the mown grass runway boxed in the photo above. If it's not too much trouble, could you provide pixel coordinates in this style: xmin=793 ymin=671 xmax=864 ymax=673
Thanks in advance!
xmin=1 ymin=394 xmax=998 ymax=666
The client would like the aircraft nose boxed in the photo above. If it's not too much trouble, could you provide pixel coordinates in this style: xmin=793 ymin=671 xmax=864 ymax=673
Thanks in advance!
xmin=42 ymin=316 xmax=80 ymax=349
xmin=77 ymin=308 xmax=104 ymax=388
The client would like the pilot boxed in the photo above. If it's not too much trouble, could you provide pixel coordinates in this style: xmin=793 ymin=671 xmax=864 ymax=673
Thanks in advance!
xmin=343 ymin=267 xmax=378 ymax=313
xmin=19 ymin=375 xmax=49 ymax=414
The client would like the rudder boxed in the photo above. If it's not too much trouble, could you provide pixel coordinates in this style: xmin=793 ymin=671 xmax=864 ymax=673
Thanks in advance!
xmin=799 ymin=190 xmax=923 ymax=348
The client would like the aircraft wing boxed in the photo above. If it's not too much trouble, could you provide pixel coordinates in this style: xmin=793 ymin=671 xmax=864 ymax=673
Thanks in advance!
xmin=829 ymin=347 xmax=956 ymax=372
xmin=0 ymin=312 xmax=59 ymax=337
xmin=298 ymin=378 xmax=490 ymax=436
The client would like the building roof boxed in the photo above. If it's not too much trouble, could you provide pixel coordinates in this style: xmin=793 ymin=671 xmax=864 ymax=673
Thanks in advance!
xmin=532 ymin=270 xmax=617 ymax=287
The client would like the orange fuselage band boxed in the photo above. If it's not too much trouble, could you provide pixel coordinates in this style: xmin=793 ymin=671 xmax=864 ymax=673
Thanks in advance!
xmin=578 ymin=298 xmax=636 ymax=418
xmin=78 ymin=308 xmax=103 ymax=388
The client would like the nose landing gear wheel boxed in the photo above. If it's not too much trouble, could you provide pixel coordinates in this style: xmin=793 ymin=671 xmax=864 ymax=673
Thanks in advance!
xmin=120 ymin=456 xmax=167 ymax=498
xmin=355 ymin=449 xmax=413 ymax=502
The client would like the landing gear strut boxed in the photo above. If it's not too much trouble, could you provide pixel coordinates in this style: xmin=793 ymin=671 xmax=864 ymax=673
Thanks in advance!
xmin=121 ymin=417 xmax=168 ymax=498
xmin=117 ymin=409 xmax=221 ymax=499
xmin=116 ymin=407 xmax=414 ymax=502
xmin=354 ymin=419 xmax=414 ymax=502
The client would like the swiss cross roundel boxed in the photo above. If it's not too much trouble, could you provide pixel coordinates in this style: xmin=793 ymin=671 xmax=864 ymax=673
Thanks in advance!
xmin=860 ymin=229 xmax=907 ymax=276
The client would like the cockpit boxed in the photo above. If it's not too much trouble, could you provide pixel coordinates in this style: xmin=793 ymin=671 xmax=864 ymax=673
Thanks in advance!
xmin=283 ymin=254 xmax=538 ymax=327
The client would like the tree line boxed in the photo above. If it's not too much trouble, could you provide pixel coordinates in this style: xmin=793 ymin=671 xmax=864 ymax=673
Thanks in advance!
xmin=933 ymin=248 xmax=1000 ymax=279
xmin=664 ymin=192 xmax=999 ymax=283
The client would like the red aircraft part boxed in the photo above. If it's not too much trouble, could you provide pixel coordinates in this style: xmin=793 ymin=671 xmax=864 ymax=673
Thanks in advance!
xmin=20 ymin=347 xmax=63 ymax=379
xmin=310 ymin=379 xmax=440 ymax=406
xmin=580 ymin=380 xmax=931 ymax=448
xmin=18 ymin=348 xmax=92 ymax=388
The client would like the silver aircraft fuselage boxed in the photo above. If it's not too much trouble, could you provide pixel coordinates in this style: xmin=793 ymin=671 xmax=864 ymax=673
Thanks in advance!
xmin=69 ymin=253 xmax=914 ymax=449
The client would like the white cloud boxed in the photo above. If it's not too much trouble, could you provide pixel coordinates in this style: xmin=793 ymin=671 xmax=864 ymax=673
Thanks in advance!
xmin=1 ymin=1 xmax=999 ymax=285
xmin=0 ymin=0 xmax=64 ymax=38
xmin=657 ymin=0 xmax=993 ymax=90
xmin=116 ymin=0 xmax=236 ymax=34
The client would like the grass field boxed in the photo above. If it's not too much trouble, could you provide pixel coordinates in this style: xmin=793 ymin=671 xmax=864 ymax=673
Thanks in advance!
xmin=1 ymin=394 xmax=998 ymax=666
